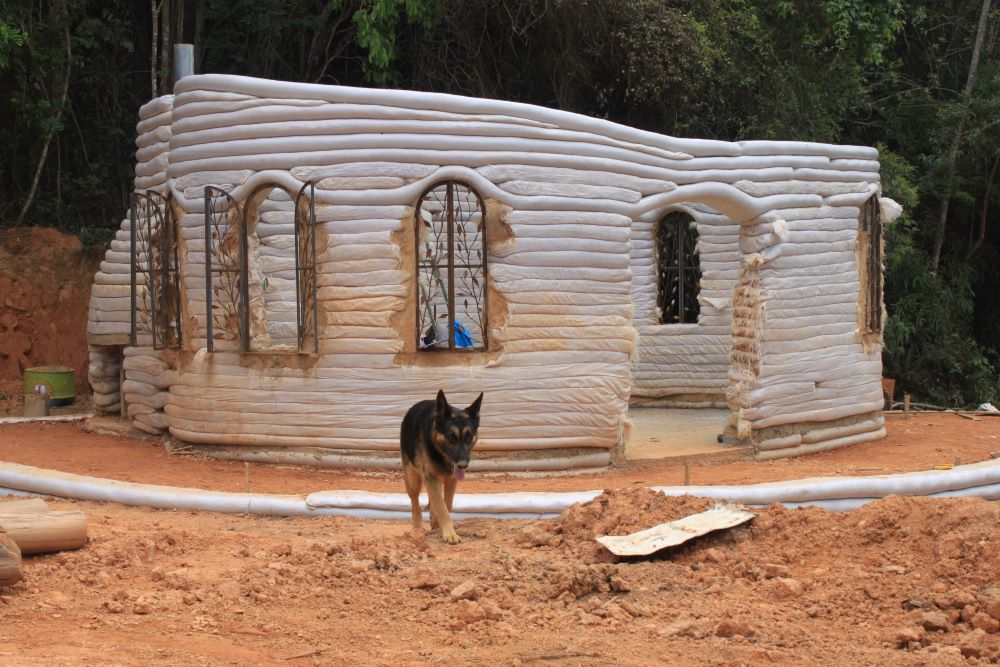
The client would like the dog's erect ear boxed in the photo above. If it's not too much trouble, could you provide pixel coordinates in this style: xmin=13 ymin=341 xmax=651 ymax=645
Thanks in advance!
xmin=466 ymin=392 xmax=483 ymax=421
xmin=435 ymin=390 xmax=449 ymax=420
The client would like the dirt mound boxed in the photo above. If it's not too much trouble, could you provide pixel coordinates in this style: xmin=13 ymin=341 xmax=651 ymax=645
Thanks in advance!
xmin=516 ymin=488 xmax=716 ymax=555
xmin=0 ymin=227 xmax=101 ymax=399
xmin=4 ymin=495 xmax=1000 ymax=664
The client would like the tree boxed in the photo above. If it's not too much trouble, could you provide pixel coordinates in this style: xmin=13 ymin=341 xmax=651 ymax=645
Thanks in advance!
xmin=928 ymin=0 xmax=993 ymax=274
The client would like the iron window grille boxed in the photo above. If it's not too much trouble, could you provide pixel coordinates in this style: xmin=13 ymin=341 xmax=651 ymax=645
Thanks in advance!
xmin=861 ymin=195 xmax=883 ymax=333
xmin=415 ymin=180 xmax=488 ymax=352
xmin=203 ymin=182 xmax=319 ymax=353
xmin=130 ymin=190 xmax=182 ymax=349
xmin=656 ymin=211 xmax=701 ymax=324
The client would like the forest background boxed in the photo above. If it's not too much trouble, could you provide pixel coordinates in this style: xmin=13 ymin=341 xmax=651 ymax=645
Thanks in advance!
xmin=0 ymin=0 xmax=996 ymax=406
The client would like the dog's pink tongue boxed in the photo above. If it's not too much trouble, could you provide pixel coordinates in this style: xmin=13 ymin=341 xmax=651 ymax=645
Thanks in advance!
xmin=454 ymin=467 xmax=466 ymax=481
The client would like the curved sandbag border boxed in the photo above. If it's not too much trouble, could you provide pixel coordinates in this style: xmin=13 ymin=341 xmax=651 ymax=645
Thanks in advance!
xmin=0 ymin=458 xmax=997 ymax=520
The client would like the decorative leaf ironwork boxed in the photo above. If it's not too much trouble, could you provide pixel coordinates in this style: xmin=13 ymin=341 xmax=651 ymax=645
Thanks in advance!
xmin=415 ymin=180 xmax=487 ymax=351
xmin=130 ymin=191 xmax=181 ymax=349
xmin=656 ymin=211 xmax=701 ymax=325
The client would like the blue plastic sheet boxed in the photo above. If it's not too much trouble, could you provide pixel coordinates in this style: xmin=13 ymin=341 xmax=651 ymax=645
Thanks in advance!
xmin=454 ymin=320 xmax=474 ymax=348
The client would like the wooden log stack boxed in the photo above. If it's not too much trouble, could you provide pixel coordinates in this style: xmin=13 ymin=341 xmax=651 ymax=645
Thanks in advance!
xmin=0 ymin=498 xmax=89 ymax=587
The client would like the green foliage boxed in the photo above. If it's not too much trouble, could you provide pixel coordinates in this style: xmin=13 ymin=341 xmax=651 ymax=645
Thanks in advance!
xmin=76 ymin=224 xmax=114 ymax=250
xmin=338 ymin=0 xmax=436 ymax=84
xmin=0 ymin=0 xmax=996 ymax=406
xmin=0 ymin=18 xmax=27 ymax=71
xmin=883 ymin=226 xmax=997 ymax=406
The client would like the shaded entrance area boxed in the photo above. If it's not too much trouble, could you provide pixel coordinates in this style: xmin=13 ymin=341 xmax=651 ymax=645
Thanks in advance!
xmin=624 ymin=407 xmax=748 ymax=461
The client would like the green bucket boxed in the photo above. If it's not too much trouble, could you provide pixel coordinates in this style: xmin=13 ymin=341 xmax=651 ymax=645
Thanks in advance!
xmin=23 ymin=366 xmax=76 ymax=407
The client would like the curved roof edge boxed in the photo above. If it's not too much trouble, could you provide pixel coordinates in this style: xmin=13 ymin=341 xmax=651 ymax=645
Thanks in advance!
xmin=173 ymin=74 xmax=877 ymax=162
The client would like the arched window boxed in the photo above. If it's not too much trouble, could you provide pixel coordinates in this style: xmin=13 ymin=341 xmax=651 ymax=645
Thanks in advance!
xmin=204 ymin=182 xmax=318 ymax=353
xmin=415 ymin=180 xmax=487 ymax=351
xmin=860 ymin=195 xmax=883 ymax=333
xmin=656 ymin=211 xmax=701 ymax=324
xmin=130 ymin=190 xmax=181 ymax=349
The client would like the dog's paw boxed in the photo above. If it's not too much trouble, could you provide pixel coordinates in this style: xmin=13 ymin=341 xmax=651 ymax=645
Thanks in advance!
xmin=429 ymin=518 xmax=439 ymax=531
xmin=441 ymin=529 xmax=462 ymax=545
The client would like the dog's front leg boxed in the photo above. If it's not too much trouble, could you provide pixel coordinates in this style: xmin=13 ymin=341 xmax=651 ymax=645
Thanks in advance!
xmin=424 ymin=475 xmax=460 ymax=544
xmin=403 ymin=464 xmax=423 ymax=531
xmin=444 ymin=476 xmax=457 ymax=513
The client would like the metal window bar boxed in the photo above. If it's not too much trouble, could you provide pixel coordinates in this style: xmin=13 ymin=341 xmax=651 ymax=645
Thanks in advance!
xmin=656 ymin=212 xmax=701 ymax=324
xmin=295 ymin=182 xmax=319 ymax=353
xmin=415 ymin=180 xmax=488 ymax=351
xmin=130 ymin=191 xmax=181 ymax=349
xmin=204 ymin=186 xmax=242 ymax=353
xmin=863 ymin=196 xmax=883 ymax=333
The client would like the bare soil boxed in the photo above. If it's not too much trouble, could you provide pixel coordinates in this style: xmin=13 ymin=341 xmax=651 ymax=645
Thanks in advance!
xmin=0 ymin=413 xmax=998 ymax=664
xmin=1 ymin=492 xmax=998 ymax=666
xmin=0 ymin=227 xmax=102 ymax=394
xmin=0 ymin=412 xmax=997 ymax=495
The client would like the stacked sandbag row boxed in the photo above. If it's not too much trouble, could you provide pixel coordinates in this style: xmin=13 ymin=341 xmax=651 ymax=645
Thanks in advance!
xmin=86 ymin=95 xmax=173 ymax=344
xmin=86 ymin=95 xmax=175 ymax=425
xmin=171 ymin=199 xmax=632 ymax=452
xmin=87 ymin=346 xmax=121 ymax=414
xmin=737 ymin=189 xmax=886 ymax=454
xmin=623 ymin=146 xmax=886 ymax=455
xmin=85 ymin=73 xmax=889 ymax=463
xmin=122 ymin=347 xmax=174 ymax=435
xmin=158 ymin=80 xmax=646 ymax=455
xmin=629 ymin=205 xmax=739 ymax=405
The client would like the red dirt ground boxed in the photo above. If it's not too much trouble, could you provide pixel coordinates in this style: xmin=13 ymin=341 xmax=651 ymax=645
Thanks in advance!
xmin=1 ymin=413 xmax=999 ymax=665
xmin=0 ymin=412 xmax=996 ymax=495
xmin=0 ymin=227 xmax=102 ymax=397
xmin=1 ymin=491 xmax=998 ymax=665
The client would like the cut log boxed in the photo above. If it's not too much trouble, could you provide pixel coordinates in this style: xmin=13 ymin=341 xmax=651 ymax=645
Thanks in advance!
xmin=0 ymin=511 xmax=88 ymax=555
xmin=0 ymin=529 xmax=22 ymax=586
xmin=0 ymin=498 xmax=51 ymax=514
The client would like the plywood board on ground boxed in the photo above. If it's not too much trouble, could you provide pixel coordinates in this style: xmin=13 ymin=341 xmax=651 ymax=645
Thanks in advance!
xmin=595 ymin=504 xmax=754 ymax=556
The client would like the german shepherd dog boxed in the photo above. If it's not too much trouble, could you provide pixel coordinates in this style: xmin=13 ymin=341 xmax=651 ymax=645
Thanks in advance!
xmin=400 ymin=390 xmax=483 ymax=544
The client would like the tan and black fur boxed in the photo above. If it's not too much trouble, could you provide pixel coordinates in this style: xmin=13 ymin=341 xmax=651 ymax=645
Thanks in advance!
xmin=400 ymin=390 xmax=483 ymax=544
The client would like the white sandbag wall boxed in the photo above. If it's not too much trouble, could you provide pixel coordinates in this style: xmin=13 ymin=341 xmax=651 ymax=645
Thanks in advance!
xmin=87 ymin=345 xmax=121 ymax=414
xmin=86 ymin=95 xmax=174 ymax=344
xmin=629 ymin=205 xmax=739 ymax=405
xmin=122 ymin=347 xmax=173 ymax=435
xmin=627 ymin=154 xmax=886 ymax=452
xmin=84 ymin=73 xmax=888 ymax=464
xmin=732 ymin=175 xmax=885 ymax=448
xmin=85 ymin=95 xmax=175 ymax=429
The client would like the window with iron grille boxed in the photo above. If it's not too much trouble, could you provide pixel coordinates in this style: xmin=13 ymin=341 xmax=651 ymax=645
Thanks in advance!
xmin=860 ymin=195 xmax=883 ymax=333
xmin=203 ymin=182 xmax=318 ymax=353
xmin=130 ymin=190 xmax=181 ymax=349
xmin=415 ymin=180 xmax=488 ymax=352
xmin=656 ymin=211 xmax=701 ymax=324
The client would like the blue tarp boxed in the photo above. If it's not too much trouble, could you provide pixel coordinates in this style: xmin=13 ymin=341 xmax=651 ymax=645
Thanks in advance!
xmin=454 ymin=320 xmax=474 ymax=348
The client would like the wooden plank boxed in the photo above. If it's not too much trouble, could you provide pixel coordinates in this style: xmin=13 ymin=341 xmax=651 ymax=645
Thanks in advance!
xmin=595 ymin=504 xmax=754 ymax=557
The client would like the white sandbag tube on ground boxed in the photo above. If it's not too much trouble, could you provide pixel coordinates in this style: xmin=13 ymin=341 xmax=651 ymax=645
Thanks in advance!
xmin=0 ymin=458 xmax=997 ymax=520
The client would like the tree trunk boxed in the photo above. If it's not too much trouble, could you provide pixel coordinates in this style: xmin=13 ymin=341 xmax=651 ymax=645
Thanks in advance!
xmin=160 ymin=0 xmax=172 ymax=93
xmin=14 ymin=1 xmax=72 ymax=228
xmin=175 ymin=0 xmax=185 ymax=44
xmin=151 ymin=0 xmax=159 ymax=97
xmin=929 ymin=0 xmax=993 ymax=274
xmin=968 ymin=154 xmax=999 ymax=258
xmin=193 ymin=0 xmax=205 ymax=73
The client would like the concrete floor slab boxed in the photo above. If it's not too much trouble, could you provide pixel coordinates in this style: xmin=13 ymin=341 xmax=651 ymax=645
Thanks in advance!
xmin=626 ymin=407 xmax=743 ymax=460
